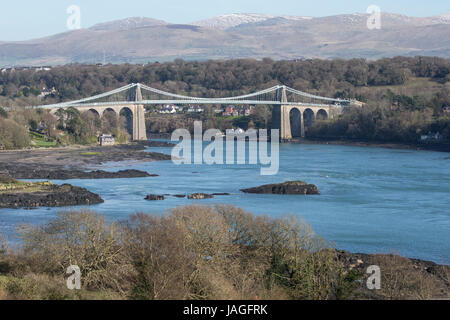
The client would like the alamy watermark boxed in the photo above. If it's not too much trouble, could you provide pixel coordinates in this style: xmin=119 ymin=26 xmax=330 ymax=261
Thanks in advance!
xmin=367 ymin=5 xmax=381 ymax=30
xmin=366 ymin=265 xmax=381 ymax=290
xmin=67 ymin=5 xmax=81 ymax=30
xmin=66 ymin=265 xmax=81 ymax=290
xmin=171 ymin=121 xmax=280 ymax=175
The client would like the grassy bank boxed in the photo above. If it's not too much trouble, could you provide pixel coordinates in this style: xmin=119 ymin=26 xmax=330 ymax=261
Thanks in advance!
xmin=0 ymin=181 xmax=53 ymax=193
xmin=0 ymin=175 xmax=52 ymax=193
xmin=0 ymin=205 xmax=448 ymax=300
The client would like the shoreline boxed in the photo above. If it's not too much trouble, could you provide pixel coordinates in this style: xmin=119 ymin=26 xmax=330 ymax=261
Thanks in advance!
xmin=288 ymin=137 xmax=450 ymax=152
xmin=0 ymin=140 xmax=175 ymax=154
xmin=149 ymin=132 xmax=450 ymax=153
xmin=0 ymin=141 xmax=174 ymax=209
xmin=0 ymin=141 xmax=172 ymax=180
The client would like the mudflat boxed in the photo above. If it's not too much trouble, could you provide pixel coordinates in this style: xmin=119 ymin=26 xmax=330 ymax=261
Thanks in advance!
xmin=0 ymin=141 xmax=173 ymax=180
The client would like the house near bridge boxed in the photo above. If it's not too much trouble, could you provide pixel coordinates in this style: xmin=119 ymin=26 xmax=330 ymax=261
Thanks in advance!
xmin=99 ymin=134 xmax=115 ymax=146
xmin=420 ymin=132 xmax=443 ymax=143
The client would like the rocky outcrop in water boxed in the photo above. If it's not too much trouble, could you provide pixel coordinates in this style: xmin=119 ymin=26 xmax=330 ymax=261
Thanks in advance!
xmin=241 ymin=181 xmax=319 ymax=195
xmin=144 ymin=193 xmax=229 ymax=200
xmin=3 ymin=167 xmax=157 ymax=180
xmin=137 ymin=140 xmax=176 ymax=148
xmin=145 ymin=194 xmax=165 ymax=201
xmin=187 ymin=193 xmax=214 ymax=199
xmin=0 ymin=183 xmax=104 ymax=208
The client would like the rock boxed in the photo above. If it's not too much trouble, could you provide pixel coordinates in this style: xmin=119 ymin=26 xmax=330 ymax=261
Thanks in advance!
xmin=145 ymin=194 xmax=165 ymax=201
xmin=137 ymin=140 xmax=176 ymax=148
xmin=0 ymin=172 xmax=17 ymax=184
xmin=0 ymin=163 xmax=157 ymax=180
xmin=240 ymin=180 xmax=319 ymax=195
xmin=0 ymin=183 xmax=104 ymax=208
xmin=42 ymin=169 xmax=155 ymax=180
xmin=84 ymin=169 xmax=158 ymax=179
xmin=211 ymin=193 xmax=231 ymax=196
xmin=187 ymin=193 xmax=214 ymax=199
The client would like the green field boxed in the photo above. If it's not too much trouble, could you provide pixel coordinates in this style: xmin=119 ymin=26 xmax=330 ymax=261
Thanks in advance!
xmin=29 ymin=131 xmax=57 ymax=148
xmin=80 ymin=152 xmax=102 ymax=156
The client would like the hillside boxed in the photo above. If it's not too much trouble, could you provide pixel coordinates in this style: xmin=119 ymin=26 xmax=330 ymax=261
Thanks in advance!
xmin=0 ymin=12 xmax=449 ymax=66
xmin=0 ymin=57 xmax=449 ymax=150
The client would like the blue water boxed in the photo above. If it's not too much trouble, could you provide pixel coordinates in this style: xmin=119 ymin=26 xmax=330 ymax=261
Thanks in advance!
xmin=1 ymin=141 xmax=449 ymax=264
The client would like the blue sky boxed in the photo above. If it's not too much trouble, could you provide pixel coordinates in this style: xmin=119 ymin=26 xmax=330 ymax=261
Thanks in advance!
xmin=1 ymin=0 xmax=449 ymax=41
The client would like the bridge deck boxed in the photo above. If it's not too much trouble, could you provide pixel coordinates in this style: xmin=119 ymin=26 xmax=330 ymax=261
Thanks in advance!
xmin=24 ymin=83 xmax=351 ymax=110
xmin=35 ymin=100 xmax=344 ymax=109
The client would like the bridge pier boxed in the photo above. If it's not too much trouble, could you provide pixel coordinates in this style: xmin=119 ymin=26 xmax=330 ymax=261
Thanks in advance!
xmin=132 ymin=104 xmax=147 ymax=141
xmin=272 ymin=104 xmax=341 ymax=141
xmin=63 ymin=104 xmax=147 ymax=141
xmin=272 ymin=105 xmax=305 ymax=140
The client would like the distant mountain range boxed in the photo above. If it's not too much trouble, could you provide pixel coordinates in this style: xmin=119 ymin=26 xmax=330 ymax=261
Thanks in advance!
xmin=1 ymin=12 xmax=449 ymax=66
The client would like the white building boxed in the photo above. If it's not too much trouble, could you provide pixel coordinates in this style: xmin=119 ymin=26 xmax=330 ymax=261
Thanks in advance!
xmin=420 ymin=132 xmax=443 ymax=142
xmin=159 ymin=105 xmax=177 ymax=114
xmin=38 ymin=87 xmax=56 ymax=98
xmin=99 ymin=134 xmax=115 ymax=146
xmin=187 ymin=106 xmax=204 ymax=113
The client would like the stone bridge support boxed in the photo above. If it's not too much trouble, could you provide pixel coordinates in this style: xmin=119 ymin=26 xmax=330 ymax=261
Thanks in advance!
xmin=51 ymin=104 xmax=147 ymax=141
xmin=272 ymin=104 xmax=340 ymax=141
xmin=82 ymin=105 xmax=147 ymax=141
xmin=50 ymin=84 xmax=147 ymax=141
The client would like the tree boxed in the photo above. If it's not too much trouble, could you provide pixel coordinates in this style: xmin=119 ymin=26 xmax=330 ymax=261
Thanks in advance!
xmin=2 ymin=83 xmax=19 ymax=97
xmin=0 ymin=118 xmax=30 ymax=149
xmin=0 ymin=107 xmax=7 ymax=118
xmin=29 ymin=119 xmax=38 ymax=131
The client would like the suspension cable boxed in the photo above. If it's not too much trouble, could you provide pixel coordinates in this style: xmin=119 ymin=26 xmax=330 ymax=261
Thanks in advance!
xmin=28 ymin=83 xmax=349 ymax=109
xmin=30 ymin=83 xmax=136 ymax=109
xmin=285 ymin=86 xmax=349 ymax=103
xmin=139 ymin=83 xmax=281 ymax=101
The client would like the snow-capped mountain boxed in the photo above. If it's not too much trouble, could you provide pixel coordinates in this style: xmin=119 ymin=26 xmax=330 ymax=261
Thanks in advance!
xmin=192 ymin=13 xmax=311 ymax=30
xmin=1 ymin=12 xmax=449 ymax=66
xmin=90 ymin=17 xmax=168 ymax=31
xmin=429 ymin=13 xmax=450 ymax=24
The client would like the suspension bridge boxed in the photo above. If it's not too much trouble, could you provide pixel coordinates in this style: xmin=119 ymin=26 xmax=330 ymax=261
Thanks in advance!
xmin=29 ymin=83 xmax=353 ymax=141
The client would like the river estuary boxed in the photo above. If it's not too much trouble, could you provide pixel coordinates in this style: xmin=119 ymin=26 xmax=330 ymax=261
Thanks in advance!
xmin=1 ymin=141 xmax=449 ymax=264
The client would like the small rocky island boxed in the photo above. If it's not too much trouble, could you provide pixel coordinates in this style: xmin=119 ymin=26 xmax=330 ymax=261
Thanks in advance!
xmin=145 ymin=192 xmax=231 ymax=200
xmin=0 ymin=174 xmax=103 ymax=209
xmin=4 ymin=167 xmax=157 ymax=180
xmin=187 ymin=193 xmax=214 ymax=199
xmin=241 ymin=180 xmax=319 ymax=195
xmin=145 ymin=194 xmax=165 ymax=201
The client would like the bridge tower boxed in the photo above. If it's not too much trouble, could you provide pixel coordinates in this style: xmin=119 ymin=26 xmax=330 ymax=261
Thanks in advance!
xmin=128 ymin=83 xmax=147 ymax=141
xmin=272 ymin=86 xmax=305 ymax=141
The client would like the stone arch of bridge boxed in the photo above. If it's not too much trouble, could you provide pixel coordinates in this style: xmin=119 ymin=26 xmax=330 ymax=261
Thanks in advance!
xmin=303 ymin=108 xmax=315 ymax=129
xmin=86 ymin=108 xmax=101 ymax=117
xmin=317 ymin=108 xmax=328 ymax=120
xmin=119 ymin=106 xmax=134 ymax=137
xmin=289 ymin=107 xmax=302 ymax=138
